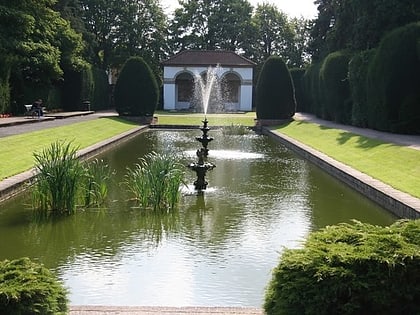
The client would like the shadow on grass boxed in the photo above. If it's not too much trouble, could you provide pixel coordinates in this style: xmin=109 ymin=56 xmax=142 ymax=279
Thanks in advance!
xmin=336 ymin=131 xmax=391 ymax=150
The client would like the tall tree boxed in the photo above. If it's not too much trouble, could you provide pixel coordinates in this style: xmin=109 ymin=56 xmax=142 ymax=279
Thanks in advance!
xmin=251 ymin=3 xmax=295 ymax=65
xmin=0 ymin=0 xmax=85 ymax=112
xmin=309 ymin=0 xmax=420 ymax=61
xmin=168 ymin=0 xmax=254 ymax=54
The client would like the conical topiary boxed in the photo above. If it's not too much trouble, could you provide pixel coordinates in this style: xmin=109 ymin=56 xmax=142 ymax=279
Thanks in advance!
xmin=114 ymin=56 xmax=159 ymax=116
xmin=256 ymin=56 xmax=296 ymax=120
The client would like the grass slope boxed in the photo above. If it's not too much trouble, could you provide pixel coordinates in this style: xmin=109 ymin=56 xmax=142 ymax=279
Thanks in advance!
xmin=0 ymin=118 xmax=138 ymax=180
xmin=274 ymin=121 xmax=420 ymax=198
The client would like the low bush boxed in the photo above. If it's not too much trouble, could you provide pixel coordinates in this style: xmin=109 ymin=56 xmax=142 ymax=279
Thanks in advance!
xmin=0 ymin=258 xmax=68 ymax=314
xmin=265 ymin=219 xmax=420 ymax=315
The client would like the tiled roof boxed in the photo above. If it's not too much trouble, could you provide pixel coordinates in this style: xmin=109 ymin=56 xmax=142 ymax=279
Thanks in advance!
xmin=162 ymin=50 xmax=256 ymax=67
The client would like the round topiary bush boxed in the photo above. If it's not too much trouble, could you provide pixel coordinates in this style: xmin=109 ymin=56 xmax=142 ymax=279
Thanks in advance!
xmin=256 ymin=56 xmax=296 ymax=120
xmin=114 ymin=56 xmax=159 ymax=116
xmin=0 ymin=258 xmax=68 ymax=314
xmin=264 ymin=219 xmax=420 ymax=315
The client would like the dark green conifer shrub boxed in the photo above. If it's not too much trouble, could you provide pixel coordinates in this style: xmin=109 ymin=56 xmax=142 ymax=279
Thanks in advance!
xmin=302 ymin=62 xmax=322 ymax=116
xmin=367 ymin=22 xmax=420 ymax=133
xmin=348 ymin=49 xmax=376 ymax=127
xmin=256 ymin=56 xmax=296 ymax=120
xmin=0 ymin=258 xmax=68 ymax=314
xmin=319 ymin=50 xmax=352 ymax=123
xmin=92 ymin=67 xmax=109 ymax=110
xmin=265 ymin=220 xmax=420 ymax=315
xmin=114 ymin=56 xmax=159 ymax=116
xmin=290 ymin=68 xmax=306 ymax=112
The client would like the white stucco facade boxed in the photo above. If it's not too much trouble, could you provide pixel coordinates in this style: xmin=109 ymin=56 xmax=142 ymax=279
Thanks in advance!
xmin=163 ymin=64 xmax=254 ymax=112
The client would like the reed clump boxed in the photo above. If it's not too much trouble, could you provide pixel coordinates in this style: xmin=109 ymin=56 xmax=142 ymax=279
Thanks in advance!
xmin=124 ymin=152 xmax=185 ymax=211
xmin=32 ymin=141 xmax=112 ymax=215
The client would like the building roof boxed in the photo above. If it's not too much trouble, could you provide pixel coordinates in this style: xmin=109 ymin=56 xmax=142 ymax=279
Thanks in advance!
xmin=162 ymin=50 xmax=256 ymax=67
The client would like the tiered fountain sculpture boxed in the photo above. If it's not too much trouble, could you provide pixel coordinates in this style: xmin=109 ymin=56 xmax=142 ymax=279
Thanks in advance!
xmin=188 ymin=118 xmax=216 ymax=191
xmin=188 ymin=66 xmax=220 ymax=191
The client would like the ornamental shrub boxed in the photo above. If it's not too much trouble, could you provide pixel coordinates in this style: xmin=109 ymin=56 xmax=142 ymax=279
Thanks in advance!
xmin=265 ymin=219 xmax=420 ymax=315
xmin=319 ymin=50 xmax=352 ymax=123
xmin=348 ymin=49 xmax=376 ymax=127
xmin=302 ymin=62 xmax=322 ymax=116
xmin=256 ymin=56 xmax=296 ymax=120
xmin=114 ymin=56 xmax=159 ymax=116
xmin=0 ymin=258 xmax=68 ymax=314
xmin=289 ymin=68 xmax=306 ymax=112
xmin=367 ymin=22 xmax=420 ymax=133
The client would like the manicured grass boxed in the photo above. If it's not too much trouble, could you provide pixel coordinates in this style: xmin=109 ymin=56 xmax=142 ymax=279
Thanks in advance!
xmin=154 ymin=111 xmax=256 ymax=126
xmin=274 ymin=121 xmax=420 ymax=198
xmin=0 ymin=117 xmax=138 ymax=181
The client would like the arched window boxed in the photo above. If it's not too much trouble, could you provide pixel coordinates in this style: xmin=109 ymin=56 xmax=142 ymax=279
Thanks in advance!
xmin=222 ymin=73 xmax=241 ymax=103
xmin=176 ymin=72 xmax=194 ymax=102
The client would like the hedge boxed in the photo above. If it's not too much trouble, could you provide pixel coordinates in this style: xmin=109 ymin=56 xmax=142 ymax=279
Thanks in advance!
xmin=256 ymin=56 xmax=296 ymax=120
xmin=367 ymin=22 xmax=420 ymax=133
xmin=114 ymin=56 xmax=159 ymax=116
xmin=319 ymin=50 xmax=352 ymax=123
xmin=0 ymin=258 xmax=68 ymax=314
xmin=265 ymin=219 xmax=420 ymax=315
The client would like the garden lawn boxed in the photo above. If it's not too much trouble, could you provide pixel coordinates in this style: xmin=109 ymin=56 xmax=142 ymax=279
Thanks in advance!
xmin=155 ymin=111 xmax=256 ymax=126
xmin=0 ymin=117 xmax=138 ymax=181
xmin=274 ymin=121 xmax=420 ymax=199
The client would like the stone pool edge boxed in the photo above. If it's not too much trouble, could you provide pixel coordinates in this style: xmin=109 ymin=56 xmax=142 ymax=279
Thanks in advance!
xmin=0 ymin=125 xmax=148 ymax=203
xmin=263 ymin=127 xmax=420 ymax=219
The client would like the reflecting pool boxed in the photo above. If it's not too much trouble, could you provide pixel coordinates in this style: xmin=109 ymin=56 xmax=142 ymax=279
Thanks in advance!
xmin=0 ymin=129 xmax=396 ymax=307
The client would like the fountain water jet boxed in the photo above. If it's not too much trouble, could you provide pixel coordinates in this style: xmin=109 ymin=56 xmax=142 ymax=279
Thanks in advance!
xmin=188 ymin=66 xmax=222 ymax=191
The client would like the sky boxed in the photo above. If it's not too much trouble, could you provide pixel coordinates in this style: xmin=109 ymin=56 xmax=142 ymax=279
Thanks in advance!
xmin=160 ymin=0 xmax=318 ymax=19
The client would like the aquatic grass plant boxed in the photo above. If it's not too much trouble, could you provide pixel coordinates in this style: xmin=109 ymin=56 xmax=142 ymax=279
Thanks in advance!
xmin=124 ymin=152 xmax=185 ymax=211
xmin=32 ymin=141 xmax=84 ymax=214
xmin=32 ymin=142 xmax=114 ymax=215
xmin=221 ymin=124 xmax=252 ymax=135
xmin=81 ymin=159 xmax=114 ymax=207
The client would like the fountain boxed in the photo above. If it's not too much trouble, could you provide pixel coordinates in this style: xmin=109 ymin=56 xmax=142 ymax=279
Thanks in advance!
xmin=187 ymin=66 xmax=220 ymax=191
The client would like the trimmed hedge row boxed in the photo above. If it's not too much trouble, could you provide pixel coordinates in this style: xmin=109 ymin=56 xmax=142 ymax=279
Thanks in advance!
xmin=0 ymin=258 xmax=68 ymax=314
xmin=265 ymin=219 xmax=420 ymax=315
xmin=302 ymin=22 xmax=420 ymax=134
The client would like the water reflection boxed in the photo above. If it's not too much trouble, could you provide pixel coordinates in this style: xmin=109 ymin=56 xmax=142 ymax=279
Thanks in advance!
xmin=0 ymin=129 xmax=396 ymax=307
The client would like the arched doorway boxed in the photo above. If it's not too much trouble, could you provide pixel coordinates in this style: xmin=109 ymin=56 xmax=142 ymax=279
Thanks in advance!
xmin=222 ymin=73 xmax=241 ymax=111
xmin=175 ymin=72 xmax=194 ymax=110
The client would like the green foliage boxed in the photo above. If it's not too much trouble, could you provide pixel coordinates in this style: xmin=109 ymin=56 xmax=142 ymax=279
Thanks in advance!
xmin=221 ymin=124 xmax=251 ymax=135
xmin=91 ymin=67 xmax=110 ymax=110
xmin=0 ymin=258 xmax=68 ymax=314
xmin=32 ymin=141 xmax=113 ymax=214
xmin=124 ymin=152 xmax=185 ymax=211
xmin=367 ymin=22 xmax=420 ymax=133
xmin=302 ymin=62 xmax=322 ymax=115
xmin=256 ymin=56 xmax=296 ymax=120
xmin=0 ymin=71 xmax=10 ymax=114
xmin=265 ymin=219 xmax=420 ymax=315
xmin=289 ymin=68 xmax=306 ymax=112
xmin=348 ymin=49 xmax=376 ymax=127
xmin=114 ymin=56 xmax=159 ymax=116
xmin=81 ymin=159 xmax=114 ymax=208
xmin=319 ymin=50 xmax=352 ymax=123
xmin=33 ymin=141 xmax=84 ymax=214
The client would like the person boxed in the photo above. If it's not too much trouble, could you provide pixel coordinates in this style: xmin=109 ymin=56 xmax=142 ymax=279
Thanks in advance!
xmin=31 ymin=99 xmax=43 ymax=116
